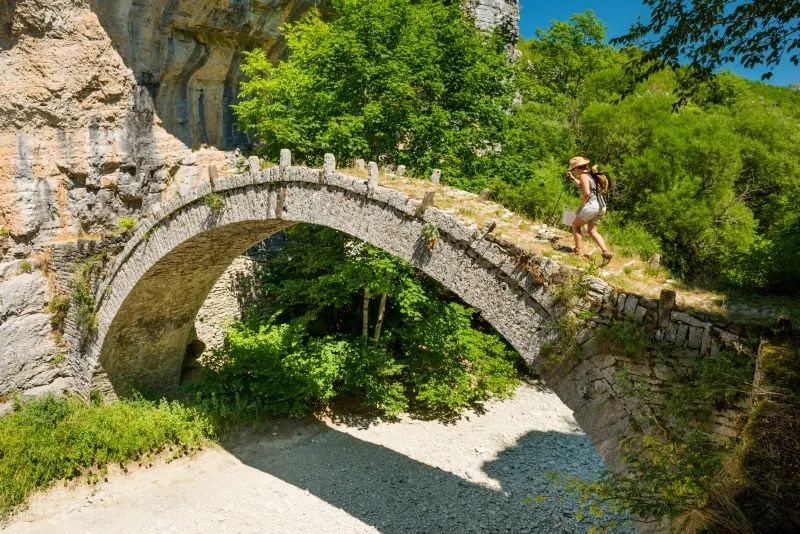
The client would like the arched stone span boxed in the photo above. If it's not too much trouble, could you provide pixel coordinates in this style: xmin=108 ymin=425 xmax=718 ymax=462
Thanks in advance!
xmin=82 ymin=164 xmax=581 ymax=397
xmin=66 ymin=161 xmax=756 ymax=474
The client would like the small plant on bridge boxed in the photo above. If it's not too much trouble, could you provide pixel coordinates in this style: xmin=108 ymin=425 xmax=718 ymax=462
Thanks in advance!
xmin=421 ymin=222 xmax=439 ymax=250
xmin=202 ymin=192 xmax=225 ymax=213
xmin=47 ymin=294 xmax=71 ymax=343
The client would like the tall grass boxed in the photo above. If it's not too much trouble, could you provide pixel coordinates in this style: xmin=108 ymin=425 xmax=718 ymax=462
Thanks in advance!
xmin=0 ymin=395 xmax=211 ymax=518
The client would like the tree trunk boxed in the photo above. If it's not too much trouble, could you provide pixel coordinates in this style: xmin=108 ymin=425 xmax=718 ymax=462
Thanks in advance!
xmin=362 ymin=286 xmax=371 ymax=339
xmin=373 ymin=293 xmax=388 ymax=341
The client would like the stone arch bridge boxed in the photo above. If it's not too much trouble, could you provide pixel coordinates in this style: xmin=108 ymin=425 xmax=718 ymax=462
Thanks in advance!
xmin=58 ymin=154 xmax=750 ymax=467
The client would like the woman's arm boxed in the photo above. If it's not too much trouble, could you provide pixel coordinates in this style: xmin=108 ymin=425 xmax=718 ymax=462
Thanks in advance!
xmin=577 ymin=173 xmax=591 ymax=209
xmin=566 ymin=170 xmax=580 ymax=188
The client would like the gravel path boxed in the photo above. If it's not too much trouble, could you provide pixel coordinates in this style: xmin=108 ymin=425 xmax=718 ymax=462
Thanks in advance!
xmin=4 ymin=382 xmax=631 ymax=533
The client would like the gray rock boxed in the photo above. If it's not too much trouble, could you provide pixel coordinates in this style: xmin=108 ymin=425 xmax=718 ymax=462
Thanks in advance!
xmin=0 ymin=272 xmax=48 ymax=319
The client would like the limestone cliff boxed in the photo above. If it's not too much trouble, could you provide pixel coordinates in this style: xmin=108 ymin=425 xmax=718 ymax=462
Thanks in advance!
xmin=464 ymin=0 xmax=519 ymax=41
xmin=0 ymin=0 xmax=317 ymax=250
xmin=0 ymin=0 xmax=318 ymax=396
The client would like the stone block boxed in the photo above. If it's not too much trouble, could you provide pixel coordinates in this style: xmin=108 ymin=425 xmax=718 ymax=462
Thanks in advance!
xmin=634 ymin=305 xmax=647 ymax=323
xmin=657 ymin=289 xmax=676 ymax=328
xmin=247 ymin=156 xmax=260 ymax=173
xmin=665 ymin=323 xmax=679 ymax=343
xmin=713 ymin=327 xmax=738 ymax=344
xmin=686 ymin=326 xmax=704 ymax=349
xmin=280 ymin=149 xmax=292 ymax=168
xmin=355 ymin=159 xmax=366 ymax=171
xmin=430 ymin=168 xmax=441 ymax=185
xmin=367 ymin=162 xmax=379 ymax=187
xmin=652 ymin=363 xmax=675 ymax=381
xmin=638 ymin=298 xmax=657 ymax=310
xmin=623 ymin=295 xmax=639 ymax=317
xmin=323 ymin=153 xmax=336 ymax=174
xmin=616 ymin=293 xmax=627 ymax=314
xmin=396 ymin=165 xmax=406 ymax=176
xmin=700 ymin=328 xmax=712 ymax=355
xmin=671 ymin=311 xmax=708 ymax=328
xmin=676 ymin=323 xmax=689 ymax=346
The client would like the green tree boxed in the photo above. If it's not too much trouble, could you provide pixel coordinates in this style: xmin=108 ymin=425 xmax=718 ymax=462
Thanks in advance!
xmin=613 ymin=0 xmax=800 ymax=96
xmin=233 ymin=0 xmax=514 ymax=179
xmin=197 ymin=225 xmax=519 ymax=418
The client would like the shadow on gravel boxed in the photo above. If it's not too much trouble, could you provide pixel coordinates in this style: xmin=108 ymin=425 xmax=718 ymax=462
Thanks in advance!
xmin=228 ymin=423 xmax=625 ymax=533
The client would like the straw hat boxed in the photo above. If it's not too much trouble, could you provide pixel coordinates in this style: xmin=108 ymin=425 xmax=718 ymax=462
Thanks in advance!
xmin=568 ymin=156 xmax=590 ymax=170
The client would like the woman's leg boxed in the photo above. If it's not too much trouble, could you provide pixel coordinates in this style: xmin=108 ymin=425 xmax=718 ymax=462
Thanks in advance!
xmin=572 ymin=217 xmax=586 ymax=254
xmin=587 ymin=221 xmax=608 ymax=253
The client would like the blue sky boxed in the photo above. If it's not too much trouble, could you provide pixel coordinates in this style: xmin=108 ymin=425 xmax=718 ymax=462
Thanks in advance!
xmin=518 ymin=0 xmax=799 ymax=87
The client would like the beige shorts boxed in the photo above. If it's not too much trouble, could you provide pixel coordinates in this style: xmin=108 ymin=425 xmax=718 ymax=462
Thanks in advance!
xmin=576 ymin=201 xmax=605 ymax=224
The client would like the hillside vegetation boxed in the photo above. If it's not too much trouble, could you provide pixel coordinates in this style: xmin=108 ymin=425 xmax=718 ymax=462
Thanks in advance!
xmin=234 ymin=1 xmax=800 ymax=296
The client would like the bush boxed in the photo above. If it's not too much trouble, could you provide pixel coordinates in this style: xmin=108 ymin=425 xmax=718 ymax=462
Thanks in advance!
xmin=192 ymin=321 xmax=344 ymax=420
xmin=602 ymin=213 xmax=662 ymax=261
xmin=0 ymin=395 xmax=210 ymax=518
xmin=233 ymin=0 xmax=513 ymax=177
xmin=47 ymin=294 xmax=71 ymax=336
xmin=116 ymin=216 xmax=136 ymax=233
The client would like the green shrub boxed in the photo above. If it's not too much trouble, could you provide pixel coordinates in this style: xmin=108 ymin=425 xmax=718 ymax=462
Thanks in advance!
xmin=116 ymin=216 xmax=136 ymax=233
xmin=202 ymin=193 xmax=225 ymax=212
xmin=47 ymin=294 xmax=71 ymax=336
xmin=421 ymin=222 xmax=439 ymax=250
xmin=594 ymin=320 xmax=656 ymax=360
xmin=0 ymin=226 xmax=9 ymax=237
xmin=602 ymin=213 xmax=662 ymax=261
xmin=0 ymin=395 xmax=210 ymax=518
xmin=71 ymin=256 xmax=104 ymax=338
xmin=18 ymin=260 xmax=33 ymax=274
xmin=192 ymin=321 xmax=347 ymax=420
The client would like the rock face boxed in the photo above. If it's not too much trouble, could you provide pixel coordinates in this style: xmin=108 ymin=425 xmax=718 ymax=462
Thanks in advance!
xmin=0 ymin=261 xmax=69 ymax=396
xmin=0 ymin=0 xmax=316 ymax=395
xmin=0 ymin=0 xmax=317 ymax=248
xmin=464 ymin=0 xmax=519 ymax=41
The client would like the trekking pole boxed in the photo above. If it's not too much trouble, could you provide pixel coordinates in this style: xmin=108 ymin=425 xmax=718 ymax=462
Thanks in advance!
xmin=547 ymin=187 xmax=564 ymax=226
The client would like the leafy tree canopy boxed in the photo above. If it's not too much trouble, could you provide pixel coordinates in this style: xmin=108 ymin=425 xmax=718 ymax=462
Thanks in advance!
xmin=233 ymin=0 xmax=514 ymax=178
xmin=613 ymin=0 xmax=800 ymax=95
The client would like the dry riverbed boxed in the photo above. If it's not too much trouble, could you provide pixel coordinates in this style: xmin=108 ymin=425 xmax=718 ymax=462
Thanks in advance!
xmin=4 ymin=382 xmax=631 ymax=533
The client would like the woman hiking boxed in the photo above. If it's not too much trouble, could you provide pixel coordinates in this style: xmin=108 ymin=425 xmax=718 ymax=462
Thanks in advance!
xmin=567 ymin=156 xmax=613 ymax=266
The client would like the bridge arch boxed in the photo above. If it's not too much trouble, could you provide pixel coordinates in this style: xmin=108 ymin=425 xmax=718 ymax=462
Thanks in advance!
xmin=70 ymin=162 xmax=642 ymax=465
xmin=83 ymin=164 xmax=580 ymax=395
